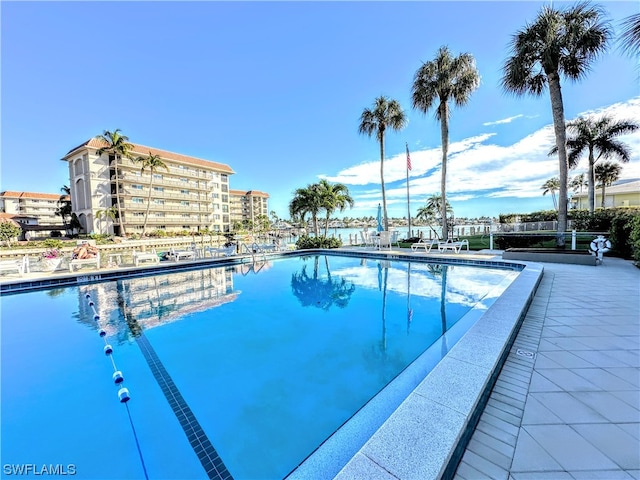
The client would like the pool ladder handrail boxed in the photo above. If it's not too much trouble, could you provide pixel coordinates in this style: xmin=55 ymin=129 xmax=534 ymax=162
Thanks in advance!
xmin=239 ymin=242 xmax=268 ymax=264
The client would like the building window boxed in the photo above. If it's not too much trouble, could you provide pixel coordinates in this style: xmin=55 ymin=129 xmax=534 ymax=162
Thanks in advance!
xmin=132 ymin=184 xmax=143 ymax=190
xmin=212 ymin=193 xmax=219 ymax=199
xmin=153 ymin=174 xmax=163 ymax=180
xmin=221 ymin=174 xmax=228 ymax=182
xmin=180 ymin=177 xmax=188 ymax=183
xmin=221 ymin=194 xmax=228 ymax=203
xmin=132 ymin=197 xmax=144 ymax=204
xmin=154 ymin=199 xmax=165 ymax=205
xmin=222 ymin=205 xmax=229 ymax=213
xmin=182 ymin=213 xmax=190 ymax=218
xmin=213 ymin=204 xmax=220 ymax=211
xmin=153 ymin=187 xmax=164 ymax=192
xmin=213 ymin=225 xmax=220 ymax=232
xmin=213 ymin=214 xmax=220 ymax=221
xmin=181 ymin=200 xmax=189 ymax=206
xmin=133 ymin=212 xmax=145 ymax=217
xmin=212 ymin=183 xmax=219 ymax=190
xmin=221 ymin=185 xmax=228 ymax=193
xmin=155 ymin=212 xmax=165 ymax=217
xmin=181 ymin=189 xmax=189 ymax=195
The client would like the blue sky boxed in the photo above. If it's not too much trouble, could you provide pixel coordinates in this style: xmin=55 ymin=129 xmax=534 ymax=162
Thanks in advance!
xmin=2 ymin=1 xmax=639 ymax=220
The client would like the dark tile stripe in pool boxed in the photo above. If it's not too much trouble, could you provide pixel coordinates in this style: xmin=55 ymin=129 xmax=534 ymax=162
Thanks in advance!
xmin=135 ymin=334 xmax=233 ymax=480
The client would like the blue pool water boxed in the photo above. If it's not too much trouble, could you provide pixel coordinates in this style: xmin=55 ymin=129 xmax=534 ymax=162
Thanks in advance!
xmin=1 ymin=254 xmax=519 ymax=479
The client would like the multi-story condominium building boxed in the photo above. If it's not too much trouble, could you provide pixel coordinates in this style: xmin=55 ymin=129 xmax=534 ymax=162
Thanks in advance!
xmin=229 ymin=189 xmax=270 ymax=227
xmin=61 ymin=139 xmax=236 ymax=235
xmin=0 ymin=191 xmax=66 ymax=226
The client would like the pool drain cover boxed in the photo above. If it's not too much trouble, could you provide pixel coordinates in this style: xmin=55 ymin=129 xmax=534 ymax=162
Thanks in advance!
xmin=515 ymin=348 xmax=536 ymax=359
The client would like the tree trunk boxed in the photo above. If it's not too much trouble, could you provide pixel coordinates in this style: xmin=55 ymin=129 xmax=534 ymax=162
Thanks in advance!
xmin=379 ymin=131 xmax=388 ymax=231
xmin=547 ymin=72 xmax=568 ymax=247
xmin=439 ymin=102 xmax=449 ymax=240
xmin=114 ymin=155 xmax=127 ymax=237
xmin=588 ymin=149 xmax=596 ymax=213
xmin=601 ymin=184 xmax=606 ymax=207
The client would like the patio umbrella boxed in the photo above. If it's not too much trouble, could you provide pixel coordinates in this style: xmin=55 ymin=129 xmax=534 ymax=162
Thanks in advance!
xmin=376 ymin=203 xmax=384 ymax=232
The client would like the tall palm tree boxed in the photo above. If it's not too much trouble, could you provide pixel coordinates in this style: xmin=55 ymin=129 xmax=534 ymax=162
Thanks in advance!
xmin=595 ymin=162 xmax=622 ymax=208
xmin=412 ymin=46 xmax=480 ymax=238
xmin=56 ymin=185 xmax=72 ymax=232
xmin=96 ymin=129 xmax=134 ymax=236
xmin=317 ymin=179 xmax=354 ymax=236
xmin=551 ymin=115 xmax=637 ymax=213
xmin=619 ymin=13 xmax=640 ymax=57
xmin=358 ymin=96 xmax=407 ymax=231
xmin=501 ymin=3 xmax=611 ymax=245
xmin=134 ymin=151 xmax=168 ymax=236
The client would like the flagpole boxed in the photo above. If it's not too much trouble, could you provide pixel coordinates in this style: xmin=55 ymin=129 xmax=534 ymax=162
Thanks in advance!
xmin=406 ymin=142 xmax=411 ymax=239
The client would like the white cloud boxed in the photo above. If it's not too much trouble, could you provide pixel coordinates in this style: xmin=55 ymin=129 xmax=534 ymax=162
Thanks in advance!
xmin=482 ymin=114 xmax=523 ymax=126
xmin=340 ymin=97 xmax=640 ymax=212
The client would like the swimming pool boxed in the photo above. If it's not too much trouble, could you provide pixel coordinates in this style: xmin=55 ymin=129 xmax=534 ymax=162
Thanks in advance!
xmin=1 ymin=253 xmax=522 ymax=479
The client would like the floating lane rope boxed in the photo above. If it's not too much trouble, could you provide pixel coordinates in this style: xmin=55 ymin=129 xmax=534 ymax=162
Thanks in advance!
xmin=85 ymin=293 xmax=148 ymax=480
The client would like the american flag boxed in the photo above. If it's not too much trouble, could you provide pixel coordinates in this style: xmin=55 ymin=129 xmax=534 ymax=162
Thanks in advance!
xmin=406 ymin=143 xmax=412 ymax=171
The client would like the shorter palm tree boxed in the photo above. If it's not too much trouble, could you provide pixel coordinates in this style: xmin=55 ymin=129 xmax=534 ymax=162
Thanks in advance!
xmin=416 ymin=194 xmax=453 ymax=239
xmin=56 ymin=185 xmax=72 ymax=232
xmin=96 ymin=206 xmax=118 ymax=234
xmin=595 ymin=162 xmax=622 ymax=208
xmin=290 ymin=185 xmax=322 ymax=236
xmin=134 ymin=151 xmax=168 ymax=236
xmin=317 ymin=179 xmax=354 ymax=236
xmin=570 ymin=173 xmax=587 ymax=194
xmin=541 ymin=177 xmax=561 ymax=211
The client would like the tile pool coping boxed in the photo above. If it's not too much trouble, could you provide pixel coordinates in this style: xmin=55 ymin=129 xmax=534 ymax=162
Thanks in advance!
xmin=0 ymin=249 xmax=543 ymax=480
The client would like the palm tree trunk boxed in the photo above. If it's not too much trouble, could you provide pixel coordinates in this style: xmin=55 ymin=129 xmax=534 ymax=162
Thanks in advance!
xmin=143 ymin=170 xmax=153 ymax=236
xmin=114 ymin=155 xmax=127 ymax=237
xmin=601 ymin=183 xmax=606 ymax=208
xmin=439 ymin=102 xmax=449 ymax=240
xmin=379 ymin=133 xmax=388 ymax=231
xmin=588 ymin=151 xmax=596 ymax=213
xmin=547 ymin=72 xmax=568 ymax=246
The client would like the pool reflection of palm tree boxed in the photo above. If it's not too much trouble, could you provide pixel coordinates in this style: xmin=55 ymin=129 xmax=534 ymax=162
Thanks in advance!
xmin=290 ymin=255 xmax=355 ymax=310
xmin=428 ymin=264 xmax=450 ymax=356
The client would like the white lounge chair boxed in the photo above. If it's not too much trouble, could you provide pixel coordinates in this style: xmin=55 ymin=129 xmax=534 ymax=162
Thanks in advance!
xmin=133 ymin=248 xmax=160 ymax=266
xmin=390 ymin=230 xmax=401 ymax=247
xmin=168 ymin=247 xmax=196 ymax=261
xmin=438 ymin=239 xmax=469 ymax=253
xmin=204 ymin=245 xmax=236 ymax=258
xmin=69 ymin=252 xmax=101 ymax=272
xmin=0 ymin=256 xmax=27 ymax=276
xmin=360 ymin=231 xmax=374 ymax=248
xmin=411 ymin=238 xmax=438 ymax=253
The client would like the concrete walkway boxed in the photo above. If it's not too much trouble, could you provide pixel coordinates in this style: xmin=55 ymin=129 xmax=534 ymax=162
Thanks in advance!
xmin=454 ymin=257 xmax=640 ymax=480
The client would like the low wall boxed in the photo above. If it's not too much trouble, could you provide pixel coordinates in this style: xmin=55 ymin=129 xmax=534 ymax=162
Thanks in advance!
xmin=502 ymin=249 xmax=597 ymax=266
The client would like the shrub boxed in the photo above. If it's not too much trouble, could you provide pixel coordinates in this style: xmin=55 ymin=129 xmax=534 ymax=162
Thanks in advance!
xmin=609 ymin=210 xmax=640 ymax=259
xmin=495 ymin=234 xmax=556 ymax=250
xmin=0 ymin=222 xmax=22 ymax=246
xmin=629 ymin=216 xmax=640 ymax=266
xmin=295 ymin=235 xmax=342 ymax=249
xmin=42 ymin=238 xmax=64 ymax=250
xmin=149 ymin=229 xmax=167 ymax=237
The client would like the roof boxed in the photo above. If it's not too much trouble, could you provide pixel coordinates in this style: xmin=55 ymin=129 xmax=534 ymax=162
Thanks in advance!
xmin=229 ymin=189 xmax=270 ymax=198
xmin=0 ymin=213 xmax=21 ymax=228
xmin=63 ymin=138 xmax=235 ymax=174
xmin=0 ymin=191 xmax=67 ymax=201
xmin=572 ymin=179 xmax=640 ymax=198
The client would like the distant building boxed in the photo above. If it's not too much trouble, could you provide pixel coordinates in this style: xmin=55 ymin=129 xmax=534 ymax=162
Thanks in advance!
xmin=229 ymin=189 xmax=270 ymax=227
xmin=61 ymin=139 xmax=237 ymax=235
xmin=570 ymin=179 xmax=640 ymax=209
xmin=0 ymin=191 xmax=65 ymax=226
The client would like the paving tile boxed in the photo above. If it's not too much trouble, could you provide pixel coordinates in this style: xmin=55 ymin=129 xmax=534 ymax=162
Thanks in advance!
xmin=510 ymin=429 xmax=563 ymax=472
xmin=510 ymin=472 xmax=573 ymax=479
xmin=524 ymin=424 xmax=618 ymax=471
xmin=528 ymin=371 xmax=563 ymax=392
xmin=568 ymin=470 xmax=634 ymax=479
xmin=466 ymin=436 xmax=513 ymax=470
xmin=572 ymin=423 xmax=640 ymax=470
xmin=610 ymin=389 xmax=640 ymax=410
xmin=618 ymin=423 xmax=640 ymax=441
xmin=483 ymin=403 xmax=522 ymax=428
xmin=333 ymin=452 xmax=398 ymax=480
xmin=572 ymin=391 xmax=640 ymax=423
xmin=455 ymin=459 xmax=493 ymax=480
xmin=460 ymin=449 xmax=509 ymax=479
xmin=534 ymin=368 xmax=600 ymax=392
xmin=476 ymin=418 xmax=518 ymax=445
xmin=521 ymin=395 xmax=564 ymax=425
xmin=604 ymin=368 xmax=640 ymax=388
xmin=537 ymin=351 xmax=598 ymax=369
xmin=572 ymin=368 xmax=638 ymax=391
xmin=486 ymin=397 xmax=524 ymax=419
xmin=529 ymin=392 xmax=608 ymax=424
xmin=571 ymin=350 xmax=636 ymax=368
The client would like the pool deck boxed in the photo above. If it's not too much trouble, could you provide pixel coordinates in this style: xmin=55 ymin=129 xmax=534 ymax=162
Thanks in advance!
xmin=1 ymin=248 xmax=638 ymax=479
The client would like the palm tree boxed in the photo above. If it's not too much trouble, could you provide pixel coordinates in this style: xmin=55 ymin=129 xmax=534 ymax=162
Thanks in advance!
xmin=96 ymin=206 xmax=118 ymax=234
xmin=317 ymin=179 xmax=354 ymax=236
xmin=134 ymin=151 xmax=168 ymax=236
xmin=358 ymin=96 xmax=407 ymax=231
xmin=290 ymin=185 xmax=322 ymax=236
xmin=501 ymin=3 xmax=611 ymax=245
xmin=56 ymin=185 xmax=72 ymax=232
xmin=412 ymin=46 xmax=480 ymax=238
xmin=541 ymin=177 xmax=561 ymax=210
xmin=96 ymin=129 xmax=134 ymax=236
xmin=570 ymin=173 xmax=587 ymax=194
xmin=595 ymin=162 xmax=622 ymax=208
xmin=551 ymin=115 xmax=638 ymax=213
xmin=416 ymin=194 xmax=453 ymax=239
xmin=619 ymin=13 xmax=640 ymax=57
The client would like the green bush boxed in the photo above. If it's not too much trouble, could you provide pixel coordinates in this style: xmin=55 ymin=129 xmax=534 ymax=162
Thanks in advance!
xmin=149 ymin=229 xmax=167 ymax=237
xmin=495 ymin=234 xmax=557 ymax=249
xmin=42 ymin=238 xmax=64 ymax=249
xmin=629 ymin=216 xmax=640 ymax=266
xmin=609 ymin=211 xmax=640 ymax=259
xmin=295 ymin=235 xmax=342 ymax=249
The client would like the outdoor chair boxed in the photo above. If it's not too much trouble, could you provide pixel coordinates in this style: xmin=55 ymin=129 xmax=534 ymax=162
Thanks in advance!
xmin=132 ymin=248 xmax=160 ymax=267
xmin=0 ymin=256 xmax=27 ymax=276
xmin=411 ymin=238 xmax=438 ymax=253
xmin=377 ymin=231 xmax=392 ymax=250
xmin=168 ymin=247 xmax=196 ymax=261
